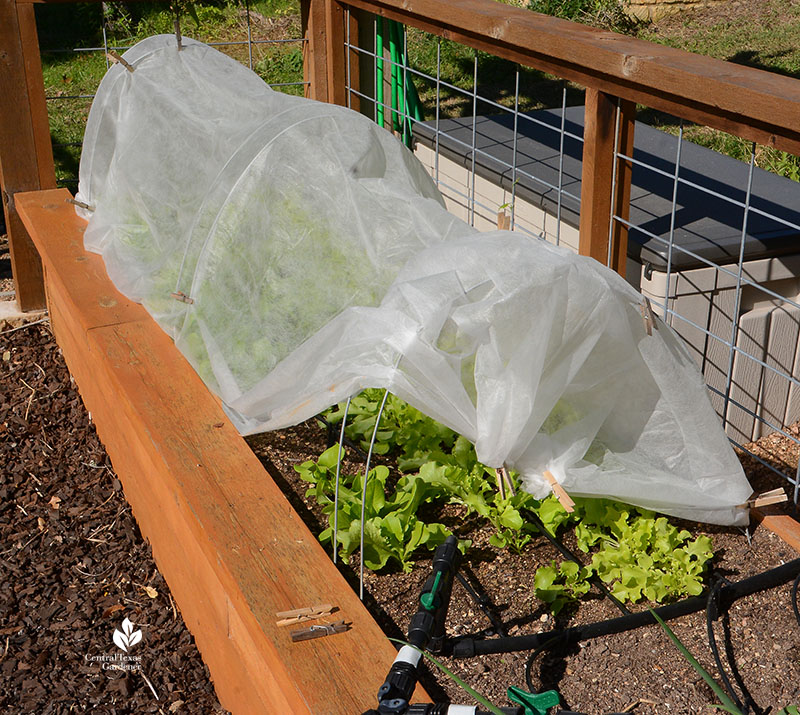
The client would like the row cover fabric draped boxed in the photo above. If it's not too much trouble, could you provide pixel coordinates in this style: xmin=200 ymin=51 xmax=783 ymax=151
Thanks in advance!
xmin=76 ymin=35 xmax=752 ymax=525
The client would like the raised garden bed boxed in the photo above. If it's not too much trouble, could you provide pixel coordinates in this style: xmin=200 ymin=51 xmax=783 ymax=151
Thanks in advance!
xmin=12 ymin=187 xmax=800 ymax=713
xmin=14 ymin=187 xmax=429 ymax=714
xmin=0 ymin=318 xmax=229 ymax=713
xmin=248 ymin=418 xmax=800 ymax=712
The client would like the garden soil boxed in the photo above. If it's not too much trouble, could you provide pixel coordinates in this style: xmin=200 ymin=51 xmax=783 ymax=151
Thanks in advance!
xmin=4 ymin=1 xmax=800 ymax=712
xmin=2 ymin=306 xmax=799 ymax=713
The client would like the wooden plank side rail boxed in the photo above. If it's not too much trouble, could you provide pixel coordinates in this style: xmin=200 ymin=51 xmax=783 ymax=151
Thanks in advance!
xmin=337 ymin=0 xmax=800 ymax=156
xmin=753 ymin=508 xmax=800 ymax=554
xmin=0 ymin=0 xmax=56 ymax=311
xmin=15 ymin=188 xmax=429 ymax=714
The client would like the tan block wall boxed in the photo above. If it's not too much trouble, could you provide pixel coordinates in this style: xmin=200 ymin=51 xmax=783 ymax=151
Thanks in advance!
xmin=628 ymin=0 xmax=738 ymax=21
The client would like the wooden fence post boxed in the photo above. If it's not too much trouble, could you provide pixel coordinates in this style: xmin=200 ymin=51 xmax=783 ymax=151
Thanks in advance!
xmin=0 ymin=0 xmax=56 ymax=311
xmin=301 ymin=0 xmax=349 ymax=106
xmin=578 ymin=88 xmax=636 ymax=276
xmin=301 ymin=0 xmax=328 ymax=101
xmin=346 ymin=7 xmax=362 ymax=112
xmin=324 ymin=0 xmax=348 ymax=106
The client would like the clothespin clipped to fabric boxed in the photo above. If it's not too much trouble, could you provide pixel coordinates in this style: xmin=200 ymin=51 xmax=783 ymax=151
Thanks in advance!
xmin=171 ymin=3 xmax=183 ymax=51
xmin=106 ymin=50 xmax=135 ymax=73
xmin=275 ymin=603 xmax=335 ymax=627
xmin=497 ymin=210 xmax=511 ymax=231
xmin=738 ymin=487 xmax=788 ymax=509
xmin=67 ymin=198 xmax=93 ymax=211
xmin=640 ymin=297 xmax=657 ymax=336
xmin=170 ymin=291 xmax=194 ymax=304
xmin=543 ymin=470 xmax=575 ymax=513
xmin=290 ymin=620 xmax=350 ymax=643
xmin=495 ymin=466 xmax=516 ymax=500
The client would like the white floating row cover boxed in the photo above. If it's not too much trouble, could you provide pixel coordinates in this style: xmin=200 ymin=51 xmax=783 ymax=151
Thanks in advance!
xmin=76 ymin=35 xmax=752 ymax=525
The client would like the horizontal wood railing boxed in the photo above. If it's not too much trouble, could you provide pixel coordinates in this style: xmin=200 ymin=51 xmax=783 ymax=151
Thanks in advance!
xmin=4 ymin=0 xmax=800 ymax=709
xmin=304 ymin=0 xmax=800 ymax=274
xmin=5 ymin=0 xmax=800 ymax=303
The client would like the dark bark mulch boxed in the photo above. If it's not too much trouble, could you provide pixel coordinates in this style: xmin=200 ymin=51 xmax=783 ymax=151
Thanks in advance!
xmin=0 ymin=319 xmax=228 ymax=714
xmin=3 ymin=313 xmax=800 ymax=714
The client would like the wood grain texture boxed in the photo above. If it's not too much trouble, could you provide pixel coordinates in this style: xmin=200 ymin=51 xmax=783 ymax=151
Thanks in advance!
xmin=341 ymin=0 xmax=800 ymax=154
xmin=346 ymin=6 xmax=361 ymax=112
xmin=17 ymin=188 xmax=429 ymax=714
xmin=0 ymin=0 xmax=55 ymax=311
xmin=610 ymin=99 xmax=635 ymax=275
xmin=325 ymin=0 xmax=347 ymax=105
xmin=17 ymin=3 xmax=56 ymax=190
xmin=302 ymin=0 xmax=329 ymax=101
xmin=578 ymin=89 xmax=616 ymax=268
xmin=753 ymin=510 xmax=800 ymax=554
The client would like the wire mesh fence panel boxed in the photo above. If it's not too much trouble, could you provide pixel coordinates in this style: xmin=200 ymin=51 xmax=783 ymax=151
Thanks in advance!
xmin=37 ymin=0 xmax=307 ymax=188
xmin=615 ymin=120 xmax=800 ymax=500
xmin=343 ymin=11 xmax=800 ymax=501
xmin=27 ymin=0 xmax=800 ymax=501
xmin=344 ymin=17 xmax=586 ymax=244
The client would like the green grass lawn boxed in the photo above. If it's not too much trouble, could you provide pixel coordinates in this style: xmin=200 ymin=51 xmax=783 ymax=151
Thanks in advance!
xmin=636 ymin=0 xmax=800 ymax=179
xmin=640 ymin=0 xmax=800 ymax=78
xmin=37 ymin=0 xmax=800 ymax=185
xmin=38 ymin=0 xmax=303 ymax=186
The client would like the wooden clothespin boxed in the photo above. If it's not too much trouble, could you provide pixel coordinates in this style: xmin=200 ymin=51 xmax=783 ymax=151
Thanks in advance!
xmin=496 ymin=468 xmax=506 ymax=501
xmin=276 ymin=603 xmax=335 ymax=627
xmin=738 ymin=487 xmax=788 ymax=510
xmin=290 ymin=620 xmax=350 ymax=643
xmin=170 ymin=291 xmax=194 ymax=304
xmin=106 ymin=50 xmax=135 ymax=73
xmin=543 ymin=470 xmax=575 ymax=513
xmin=67 ymin=198 xmax=93 ymax=211
xmin=496 ymin=466 xmax=516 ymax=499
xmin=640 ymin=297 xmax=657 ymax=336
xmin=497 ymin=210 xmax=511 ymax=231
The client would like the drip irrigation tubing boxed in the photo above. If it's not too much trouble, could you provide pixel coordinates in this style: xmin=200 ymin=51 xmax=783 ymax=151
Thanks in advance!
xmin=706 ymin=579 xmax=754 ymax=714
xmin=523 ymin=507 xmax=631 ymax=616
xmin=450 ymin=557 xmax=800 ymax=658
xmin=318 ymin=414 xmax=368 ymax=458
xmin=455 ymin=567 xmax=507 ymax=638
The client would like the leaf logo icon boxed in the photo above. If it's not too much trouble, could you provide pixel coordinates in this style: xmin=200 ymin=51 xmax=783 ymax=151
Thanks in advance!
xmin=112 ymin=617 xmax=142 ymax=652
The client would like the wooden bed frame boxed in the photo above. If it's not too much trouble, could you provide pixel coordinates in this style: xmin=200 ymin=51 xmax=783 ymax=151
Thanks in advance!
xmin=15 ymin=187 xmax=429 ymax=714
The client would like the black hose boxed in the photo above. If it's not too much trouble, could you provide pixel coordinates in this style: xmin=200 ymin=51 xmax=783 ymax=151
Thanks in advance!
xmin=524 ymin=635 xmax=569 ymax=693
xmin=451 ymin=558 xmax=800 ymax=658
xmin=318 ymin=414 xmax=368 ymax=458
xmin=792 ymin=572 xmax=800 ymax=628
xmin=706 ymin=579 xmax=749 ymax=714
xmin=522 ymin=508 xmax=630 ymax=616
xmin=455 ymin=569 xmax=507 ymax=638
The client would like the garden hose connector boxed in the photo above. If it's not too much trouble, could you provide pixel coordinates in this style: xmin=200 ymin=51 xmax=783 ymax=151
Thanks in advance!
xmin=413 ymin=535 xmax=462 ymax=652
xmin=375 ymin=645 xmax=422 ymax=714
